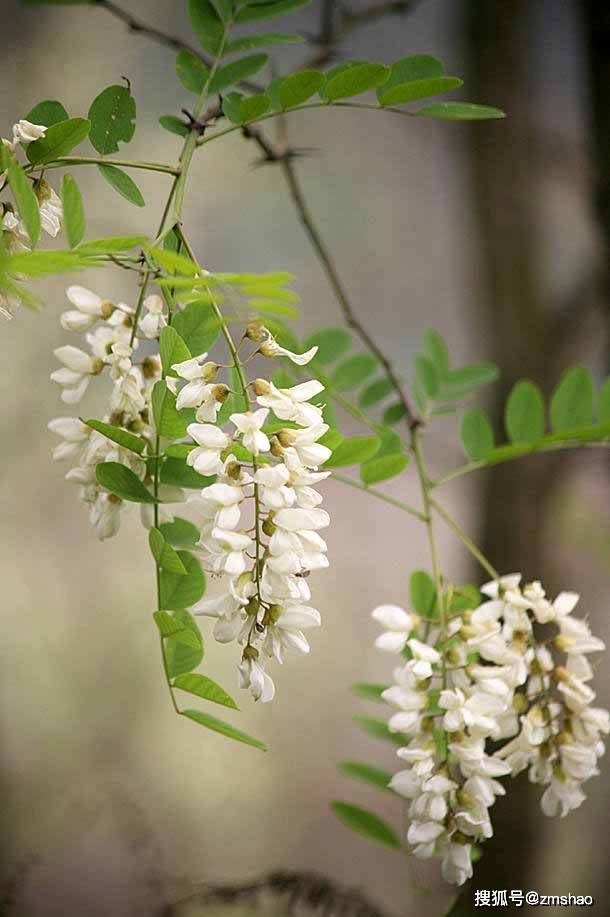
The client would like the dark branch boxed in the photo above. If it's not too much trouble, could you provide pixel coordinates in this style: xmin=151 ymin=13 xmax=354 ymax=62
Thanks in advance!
xmin=162 ymin=870 xmax=390 ymax=917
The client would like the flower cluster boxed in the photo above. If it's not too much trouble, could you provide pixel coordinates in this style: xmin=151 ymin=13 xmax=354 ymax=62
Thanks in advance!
xmin=372 ymin=574 xmax=608 ymax=885
xmin=2 ymin=119 xmax=63 ymax=318
xmin=48 ymin=285 xmax=165 ymax=539
xmin=177 ymin=329 xmax=330 ymax=704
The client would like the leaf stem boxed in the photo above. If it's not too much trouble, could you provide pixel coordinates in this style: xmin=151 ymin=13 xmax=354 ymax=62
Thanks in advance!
xmin=429 ymin=497 xmax=499 ymax=581
xmin=331 ymin=471 xmax=426 ymax=520
xmin=26 ymin=156 xmax=179 ymax=176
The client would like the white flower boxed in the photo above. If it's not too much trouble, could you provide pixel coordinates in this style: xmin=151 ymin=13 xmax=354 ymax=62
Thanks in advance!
xmin=259 ymin=333 xmax=318 ymax=365
xmin=238 ymin=656 xmax=275 ymax=703
xmin=193 ymin=592 xmax=246 ymax=643
xmin=186 ymin=422 xmax=230 ymax=476
xmin=51 ymin=345 xmax=102 ymax=403
xmin=230 ymin=408 xmax=270 ymax=455
xmin=12 ymin=120 xmax=46 ymax=144
xmin=47 ymin=416 xmax=90 ymax=461
xmin=264 ymin=604 xmax=321 ymax=662
xmin=278 ymin=422 xmax=331 ymax=468
xmin=441 ymin=843 xmax=473 ymax=886
xmin=540 ymin=778 xmax=586 ymax=818
xmin=60 ymin=285 xmax=113 ymax=333
xmin=173 ymin=353 xmax=216 ymax=409
xmin=35 ymin=181 xmax=63 ymax=237
xmin=406 ymin=638 xmax=441 ymax=680
xmin=89 ymin=492 xmax=122 ymax=540
xmin=480 ymin=573 xmax=522 ymax=599
xmin=139 ymin=294 xmax=166 ymax=339
xmin=372 ymin=604 xmax=415 ymax=653
xmin=254 ymin=463 xmax=295 ymax=510
xmin=256 ymin=378 xmax=324 ymax=426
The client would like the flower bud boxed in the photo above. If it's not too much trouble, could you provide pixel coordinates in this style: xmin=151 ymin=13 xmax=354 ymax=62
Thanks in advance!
xmin=252 ymin=378 xmax=271 ymax=396
xmin=262 ymin=516 xmax=276 ymax=537
xmin=242 ymin=645 xmax=259 ymax=660
xmin=277 ymin=429 xmax=297 ymax=447
xmin=90 ymin=357 xmax=104 ymax=375
xmin=512 ymin=692 xmax=529 ymax=714
xmin=269 ymin=435 xmax=284 ymax=457
xmin=142 ymin=355 xmax=160 ymax=379
xmin=100 ymin=300 xmax=115 ymax=320
xmin=246 ymin=321 xmax=266 ymax=342
xmin=201 ymin=361 xmax=218 ymax=382
xmin=212 ymin=383 xmax=230 ymax=403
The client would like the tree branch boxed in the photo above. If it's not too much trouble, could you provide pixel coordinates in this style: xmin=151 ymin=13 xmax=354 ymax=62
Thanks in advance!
xmin=162 ymin=870 xmax=390 ymax=917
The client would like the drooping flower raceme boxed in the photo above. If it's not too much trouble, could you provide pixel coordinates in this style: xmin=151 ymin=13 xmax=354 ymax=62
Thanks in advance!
xmin=185 ymin=331 xmax=331 ymax=704
xmin=372 ymin=574 xmax=608 ymax=885
xmin=48 ymin=284 xmax=167 ymax=539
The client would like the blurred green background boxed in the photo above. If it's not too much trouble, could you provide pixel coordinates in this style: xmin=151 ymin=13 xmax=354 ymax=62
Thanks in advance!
xmin=1 ymin=1 xmax=609 ymax=914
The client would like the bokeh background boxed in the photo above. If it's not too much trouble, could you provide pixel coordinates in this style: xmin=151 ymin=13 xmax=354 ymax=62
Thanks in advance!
xmin=1 ymin=0 xmax=609 ymax=914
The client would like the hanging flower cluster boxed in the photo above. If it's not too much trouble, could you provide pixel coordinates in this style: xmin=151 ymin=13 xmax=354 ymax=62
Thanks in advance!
xmin=176 ymin=327 xmax=331 ymax=704
xmin=372 ymin=573 xmax=608 ymax=885
xmin=48 ymin=286 xmax=166 ymax=539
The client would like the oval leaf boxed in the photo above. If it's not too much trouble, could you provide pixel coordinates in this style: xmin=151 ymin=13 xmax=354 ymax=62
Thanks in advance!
xmin=379 ymin=76 xmax=462 ymax=107
xmin=339 ymin=762 xmax=394 ymax=793
xmin=417 ymin=102 xmax=505 ymax=120
xmin=550 ymin=365 xmax=595 ymax=431
xmin=95 ymin=461 xmax=155 ymax=503
xmin=325 ymin=436 xmax=380 ymax=468
xmin=97 ymin=164 xmax=145 ymax=207
xmin=159 ymin=551 xmax=206 ymax=610
xmin=235 ymin=0 xmax=310 ymax=23
xmin=176 ymin=49 xmax=210 ymax=94
xmin=331 ymin=802 xmax=400 ymax=849
xmin=84 ymin=418 xmax=146 ymax=454
xmin=181 ymin=709 xmax=266 ymax=750
xmin=88 ymin=85 xmax=136 ymax=155
xmin=210 ymin=54 xmax=269 ymax=94
xmin=331 ymin=353 xmax=378 ymax=391
xmin=61 ymin=173 xmax=85 ymax=247
xmin=360 ymin=454 xmax=408 ymax=485
xmin=461 ymin=408 xmax=494 ymax=460
xmin=26 ymin=117 xmax=91 ymax=165
xmin=25 ymin=99 xmax=69 ymax=127
xmin=279 ymin=69 xmax=324 ymax=109
xmin=173 ymin=673 xmax=238 ymax=709
xmin=505 ymin=380 xmax=545 ymax=443
xmin=410 ymin=570 xmax=436 ymax=618
xmin=325 ymin=62 xmax=390 ymax=101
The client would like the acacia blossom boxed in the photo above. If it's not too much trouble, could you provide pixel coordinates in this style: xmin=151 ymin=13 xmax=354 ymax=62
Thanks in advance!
xmin=373 ymin=574 xmax=608 ymax=885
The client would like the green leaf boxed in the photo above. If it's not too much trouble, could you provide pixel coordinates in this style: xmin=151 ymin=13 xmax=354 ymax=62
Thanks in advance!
xmin=417 ymin=102 xmax=505 ymax=120
xmin=152 ymin=381 xmax=189 ymax=439
xmin=164 ymin=609 xmax=204 ymax=676
xmin=331 ymin=353 xmax=378 ymax=391
xmin=160 ymin=457 xmax=215 ymax=489
xmin=153 ymin=610 xmax=200 ymax=645
xmin=325 ymin=61 xmax=390 ymax=101
xmin=360 ymin=453 xmax=408 ymax=485
xmin=60 ymin=173 xmax=85 ymax=247
xmin=26 ymin=117 xmax=90 ymax=164
xmin=381 ymin=54 xmax=444 ymax=87
xmin=383 ymin=402 xmax=407 ymax=426
xmin=325 ymin=436 xmax=380 ymax=468
xmin=239 ymin=93 xmax=271 ymax=123
xmin=159 ymin=551 xmax=206 ymax=610
xmin=414 ymin=354 xmax=439 ymax=398
xmin=374 ymin=425 xmax=403 ymax=457
xmin=359 ymin=377 xmax=394 ymax=408
xmin=353 ymin=715 xmax=403 ymax=745
xmin=176 ymin=49 xmax=210 ymax=94
xmin=210 ymin=54 xmax=269 ymax=94
xmin=303 ymin=327 xmax=351 ymax=365
xmin=505 ymin=380 xmax=545 ymax=443
xmin=159 ymin=326 xmax=191 ymax=376
xmin=159 ymin=517 xmax=200 ymax=548
xmin=0 ymin=147 xmax=40 ymax=246
xmin=181 ymin=709 xmax=266 ymax=751
xmin=410 ymin=570 xmax=436 ymax=618
xmin=379 ymin=76 xmax=462 ymax=107
xmin=423 ymin=329 xmax=449 ymax=374
xmin=351 ymin=683 xmax=388 ymax=702
xmin=95 ymin=462 xmax=155 ymax=503
xmin=88 ymin=85 xmax=136 ymax=155
xmin=25 ymin=99 xmax=69 ymax=126
xmin=97 ymin=164 xmax=145 ymax=207
xmin=442 ymin=363 xmax=499 ymax=391
xmin=331 ymin=802 xmax=400 ymax=849
xmin=149 ymin=527 xmax=188 ymax=574
xmin=339 ymin=762 xmax=394 ymax=793
xmin=76 ymin=234 xmax=147 ymax=254
xmin=159 ymin=115 xmax=190 ymax=138
xmin=224 ymin=32 xmax=304 ymax=53
xmin=171 ymin=299 xmax=221 ymax=354
xmin=599 ymin=378 xmax=610 ymax=424
xmin=188 ymin=0 xmax=224 ymax=55
xmin=235 ymin=0 xmax=310 ymax=23
xmin=550 ymin=365 xmax=595 ymax=431
xmin=461 ymin=408 xmax=494 ymax=460
xmin=4 ymin=249 xmax=90 ymax=276
xmin=174 ymin=673 xmax=238 ymax=709
xmin=84 ymin=418 xmax=146 ymax=454
xmin=279 ymin=70 xmax=324 ymax=109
